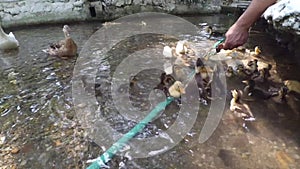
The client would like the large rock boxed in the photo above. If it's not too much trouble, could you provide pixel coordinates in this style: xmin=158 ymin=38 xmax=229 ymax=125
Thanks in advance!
xmin=263 ymin=0 xmax=300 ymax=35
xmin=0 ymin=0 xmax=222 ymax=28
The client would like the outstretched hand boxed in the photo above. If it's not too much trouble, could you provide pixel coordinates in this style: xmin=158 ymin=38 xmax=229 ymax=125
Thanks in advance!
xmin=222 ymin=23 xmax=249 ymax=50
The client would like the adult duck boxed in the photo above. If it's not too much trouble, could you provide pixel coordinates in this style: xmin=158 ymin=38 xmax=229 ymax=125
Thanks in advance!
xmin=43 ymin=25 xmax=77 ymax=57
xmin=0 ymin=24 xmax=19 ymax=50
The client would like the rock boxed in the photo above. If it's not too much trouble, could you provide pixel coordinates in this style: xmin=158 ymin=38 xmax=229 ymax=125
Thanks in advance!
xmin=264 ymin=0 xmax=300 ymax=35
xmin=20 ymin=160 xmax=27 ymax=166
xmin=11 ymin=147 xmax=20 ymax=154
xmin=1 ymin=0 xmax=222 ymax=27
xmin=0 ymin=135 xmax=6 ymax=145
xmin=132 ymin=0 xmax=141 ymax=5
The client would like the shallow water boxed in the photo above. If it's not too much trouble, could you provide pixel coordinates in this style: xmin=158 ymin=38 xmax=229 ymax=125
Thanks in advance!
xmin=0 ymin=14 xmax=300 ymax=169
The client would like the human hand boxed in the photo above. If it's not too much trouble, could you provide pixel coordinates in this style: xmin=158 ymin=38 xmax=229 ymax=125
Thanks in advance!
xmin=222 ymin=23 xmax=250 ymax=50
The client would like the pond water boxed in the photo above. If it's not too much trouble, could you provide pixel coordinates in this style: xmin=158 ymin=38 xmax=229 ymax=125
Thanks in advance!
xmin=0 ymin=14 xmax=300 ymax=169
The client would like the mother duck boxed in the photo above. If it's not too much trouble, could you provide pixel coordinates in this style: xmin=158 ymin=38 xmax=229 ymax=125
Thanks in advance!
xmin=43 ymin=25 xmax=77 ymax=57
xmin=0 ymin=24 xmax=19 ymax=50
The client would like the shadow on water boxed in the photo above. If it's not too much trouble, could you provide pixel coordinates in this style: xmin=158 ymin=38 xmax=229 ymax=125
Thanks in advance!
xmin=0 ymin=15 xmax=299 ymax=169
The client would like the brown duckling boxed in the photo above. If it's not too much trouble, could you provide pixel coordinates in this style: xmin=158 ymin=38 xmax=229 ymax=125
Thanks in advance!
xmin=155 ymin=72 xmax=176 ymax=94
xmin=272 ymin=86 xmax=288 ymax=103
xmin=245 ymin=59 xmax=258 ymax=75
xmin=205 ymin=25 xmax=226 ymax=38
xmin=236 ymin=64 xmax=251 ymax=79
xmin=168 ymin=81 xmax=186 ymax=98
xmin=251 ymin=64 xmax=272 ymax=83
xmin=195 ymin=58 xmax=213 ymax=83
xmin=242 ymin=79 xmax=276 ymax=100
xmin=43 ymin=25 xmax=77 ymax=57
xmin=230 ymin=89 xmax=255 ymax=130
xmin=225 ymin=66 xmax=234 ymax=78
xmin=194 ymin=58 xmax=209 ymax=102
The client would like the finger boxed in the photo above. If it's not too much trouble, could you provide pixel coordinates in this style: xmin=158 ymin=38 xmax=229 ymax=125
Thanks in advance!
xmin=216 ymin=43 xmax=224 ymax=53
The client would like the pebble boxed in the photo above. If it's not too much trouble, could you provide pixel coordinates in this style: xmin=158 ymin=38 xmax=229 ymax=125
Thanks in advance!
xmin=76 ymin=103 xmax=86 ymax=108
xmin=11 ymin=147 xmax=20 ymax=154
xmin=293 ymin=154 xmax=300 ymax=160
xmin=20 ymin=159 xmax=27 ymax=166
xmin=0 ymin=135 xmax=6 ymax=145
xmin=8 ymin=72 xmax=18 ymax=80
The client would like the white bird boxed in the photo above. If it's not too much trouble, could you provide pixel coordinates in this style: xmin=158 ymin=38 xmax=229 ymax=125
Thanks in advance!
xmin=0 ymin=24 xmax=19 ymax=50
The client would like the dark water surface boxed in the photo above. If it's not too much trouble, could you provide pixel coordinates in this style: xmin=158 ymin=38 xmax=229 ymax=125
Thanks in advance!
xmin=0 ymin=14 xmax=299 ymax=169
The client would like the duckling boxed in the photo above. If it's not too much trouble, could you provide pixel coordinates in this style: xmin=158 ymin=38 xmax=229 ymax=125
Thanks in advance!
xmin=195 ymin=58 xmax=213 ymax=83
xmin=263 ymin=64 xmax=272 ymax=78
xmin=234 ymin=46 xmax=247 ymax=53
xmin=272 ymin=86 xmax=288 ymax=103
xmin=230 ymin=89 xmax=255 ymax=130
xmin=242 ymin=79 xmax=276 ymax=100
xmin=175 ymin=40 xmax=188 ymax=55
xmin=284 ymin=80 xmax=300 ymax=94
xmin=43 ymin=25 xmax=77 ymax=57
xmin=194 ymin=58 xmax=208 ymax=102
xmin=163 ymin=45 xmax=176 ymax=58
xmin=225 ymin=66 xmax=234 ymax=78
xmin=251 ymin=64 xmax=272 ymax=83
xmin=236 ymin=64 xmax=250 ymax=79
xmin=250 ymin=46 xmax=261 ymax=56
xmin=245 ymin=59 xmax=258 ymax=75
xmin=205 ymin=26 xmax=225 ymax=38
xmin=129 ymin=75 xmax=138 ymax=88
xmin=0 ymin=24 xmax=19 ymax=50
xmin=155 ymin=72 xmax=176 ymax=95
xmin=168 ymin=81 xmax=186 ymax=98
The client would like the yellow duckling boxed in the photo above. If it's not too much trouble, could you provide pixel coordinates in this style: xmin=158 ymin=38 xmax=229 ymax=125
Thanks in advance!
xmin=230 ymin=89 xmax=255 ymax=130
xmin=284 ymin=80 xmax=300 ymax=94
xmin=43 ymin=25 xmax=77 ymax=57
xmin=175 ymin=40 xmax=189 ymax=55
xmin=168 ymin=81 xmax=186 ymax=98
xmin=0 ymin=24 xmax=19 ymax=50
xmin=195 ymin=60 xmax=214 ymax=83
xmin=250 ymin=46 xmax=261 ymax=56
xmin=163 ymin=45 xmax=176 ymax=58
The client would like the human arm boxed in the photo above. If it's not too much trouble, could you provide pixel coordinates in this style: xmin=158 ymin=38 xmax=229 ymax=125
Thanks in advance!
xmin=222 ymin=0 xmax=277 ymax=49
